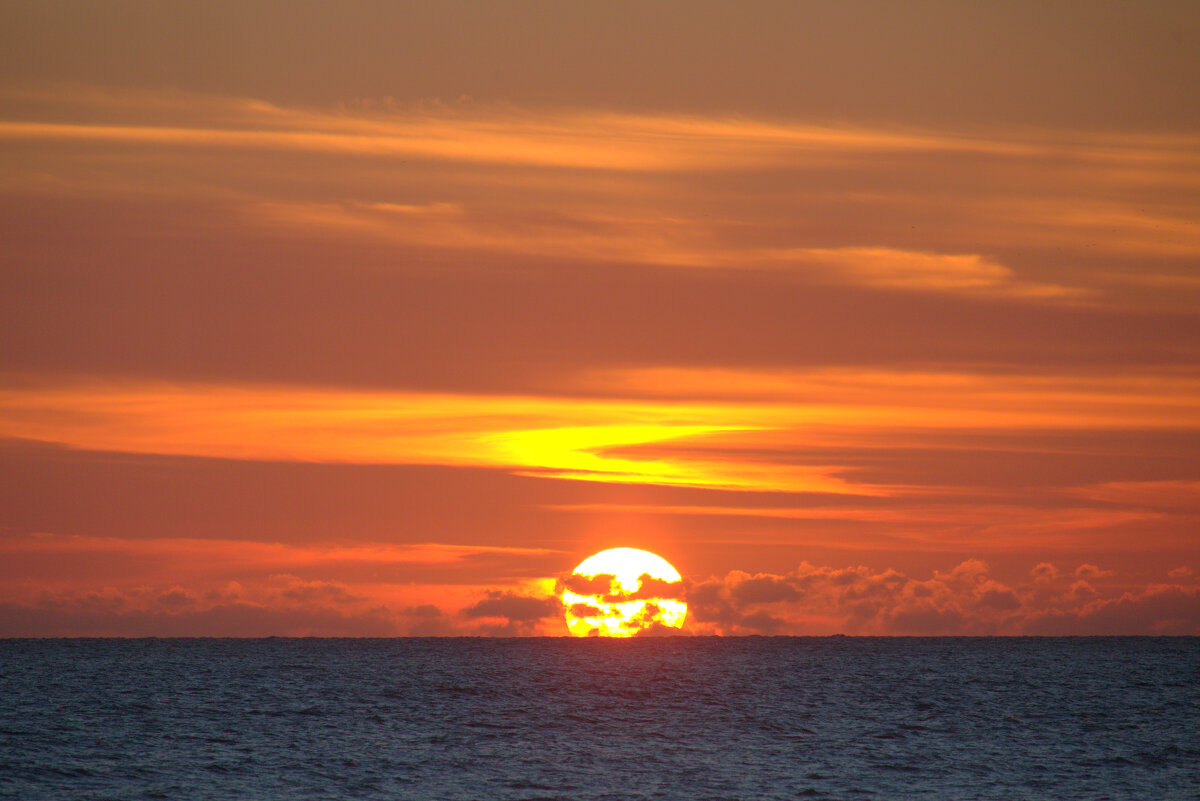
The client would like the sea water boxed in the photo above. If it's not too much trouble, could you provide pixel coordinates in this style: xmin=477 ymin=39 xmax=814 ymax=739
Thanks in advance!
xmin=1 ymin=637 xmax=1197 ymax=800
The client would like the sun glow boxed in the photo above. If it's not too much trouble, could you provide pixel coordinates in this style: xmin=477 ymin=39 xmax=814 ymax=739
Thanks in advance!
xmin=560 ymin=547 xmax=687 ymax=637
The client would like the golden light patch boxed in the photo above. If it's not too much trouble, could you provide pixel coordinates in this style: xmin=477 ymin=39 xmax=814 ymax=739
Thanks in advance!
xmin=560 ymin=547 xmax=686 ymax=637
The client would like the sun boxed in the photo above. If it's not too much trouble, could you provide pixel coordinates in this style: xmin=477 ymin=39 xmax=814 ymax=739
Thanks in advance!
xmin=560 ymin=547 xmax=687 ymax=637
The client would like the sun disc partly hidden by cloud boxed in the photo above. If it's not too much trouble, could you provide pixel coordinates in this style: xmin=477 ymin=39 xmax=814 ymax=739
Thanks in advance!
xmin=560 ymin=547 xmax=686 ymax=637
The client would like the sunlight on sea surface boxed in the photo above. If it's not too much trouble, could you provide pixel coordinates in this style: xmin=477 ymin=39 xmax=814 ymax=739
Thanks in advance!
xmin=1 ymin=638 xmax=1197 ymax=800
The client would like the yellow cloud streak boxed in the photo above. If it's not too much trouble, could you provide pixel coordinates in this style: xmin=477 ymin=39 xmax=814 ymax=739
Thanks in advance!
xmin=0 ymin=381 xmax=812 ymax=491
xmin=0 ymin=373 xmax=1196 ymax=494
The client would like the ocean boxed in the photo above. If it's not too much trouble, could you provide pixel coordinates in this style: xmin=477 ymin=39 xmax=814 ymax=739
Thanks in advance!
xmin=1 ymin=637 xmax=1197 ymax=800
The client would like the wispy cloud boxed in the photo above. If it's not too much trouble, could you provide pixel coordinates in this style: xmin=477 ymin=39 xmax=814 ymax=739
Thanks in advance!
xmin=0 ymin=532 xmax=559 ymax=584
xmin=4 ymin=86 xmax=1198 ymax=305
xmin=0 ymin=86 xmax=1108 ymax=171
xmin=545 ymin=504 xmax=1165 ymax=552
xmin=1068 ymin=480 xmax=1200 ymax=510
xmin=2 ymin=371 xmax=1196 ymax=495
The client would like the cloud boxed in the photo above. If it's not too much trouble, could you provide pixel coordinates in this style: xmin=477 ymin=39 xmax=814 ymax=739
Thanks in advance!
xmin=6 ymin=86 xmax=1199 ymax=302
xmin=555 ymin=571 xmax=684 ymax=605
xmin=0 ymin=91 xmax=1121 ymax=174
xmin=1031 ymin=563 xmax=1060 ymax=582
xmin=681 ymin=560 xmax=1200 ymax=636
xmin=781 ymin=247 xmax=1081 ymax=299
xmin=1071 ymin=481 xmax=1200 ymax=511
xmin=458 ymin=590 xmax=564 ymax=636
xmin=0 ymin=381 xmax=862 ymax=493
xmin=1026 ymin=585 xmax=1200 ymax=636
xmin=622 ymin=575 xmax=686 ymax=603
xmin=401 ymin=604 xmax=453 ymax=636
xmin=1074 ymin=564 xmax=1115 ymax=580
xmin=733 ymin=611 xmax=788 ymax=635
xmin=155 ymin=586 xmax=198 ymax=611
xmin=2 ymin=555 xmax=1196 ymax=636
xmin=634 ymin=621 xmax=692 ymax=637
xmin=462 ymin=591 xmax=560 ymax=622
xmin=545 ymin=499 xmax=1172 ymax=554
xmin=0 ymin=529 xmax=565 ymax=636
xmin=248 ymin=203 xmax=1086 ymax=300
xmin=0 ymin=531 xmax=560 ymax=585
xmin=0 ymin=575 xmax=477 ymax=637
xmin=404 ymin=603 xmax=443 ymax=619
xmin=729 ymin=573 xmax=803 ymax=605
xmin=568 ymin=602 xmax=602 ymax=618
xmin=273 ymin=575 xmax=364 ymax=604
xmin=3 ymin=368 xmax=1197 ymax=498
xmin=976 ymin=583 xmax=1021 ymax=611
xmin=0 ymin=599 xmax=409 ymax=638
xmin=1168 ymin=566 xmax=1194 ymax=579
xmin=1068 ymin=580 xmax=1098 ymax=601
xmin=557 ymin=573 xmax=618 ymax=597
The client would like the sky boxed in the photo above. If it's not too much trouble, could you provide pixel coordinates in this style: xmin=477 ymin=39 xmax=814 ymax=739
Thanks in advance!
xmin=2 ymin=1 xmax=1199 ymax=636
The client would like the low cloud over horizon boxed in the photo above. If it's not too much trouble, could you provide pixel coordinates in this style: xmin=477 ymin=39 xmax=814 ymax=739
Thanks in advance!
xmin=2 ymin=537 xmax=1196 ymax=637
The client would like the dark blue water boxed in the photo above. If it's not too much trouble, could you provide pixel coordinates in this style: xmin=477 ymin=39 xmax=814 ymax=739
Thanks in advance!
xmin=1 ymin=638 xmax=1197 ymax=800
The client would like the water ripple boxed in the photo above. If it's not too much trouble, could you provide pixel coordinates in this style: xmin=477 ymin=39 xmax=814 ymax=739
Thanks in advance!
xmin=0 ymin=637 xmax=1197 ymax=800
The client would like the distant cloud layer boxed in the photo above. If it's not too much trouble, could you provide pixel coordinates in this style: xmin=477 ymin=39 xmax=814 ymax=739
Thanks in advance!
xmin=686 ymin=561 xmax=1200 ymax=636
xmin=1 ymin=530 xmax=1195 ymax=637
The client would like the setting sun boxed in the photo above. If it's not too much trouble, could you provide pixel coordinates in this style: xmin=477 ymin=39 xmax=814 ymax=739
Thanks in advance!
xmin=560 ymin=547 xmax=687 ymax=637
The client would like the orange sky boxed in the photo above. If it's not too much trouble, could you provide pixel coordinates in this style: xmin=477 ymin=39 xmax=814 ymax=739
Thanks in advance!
xmin=2 ymin=1 xmax=1199 ymax=635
